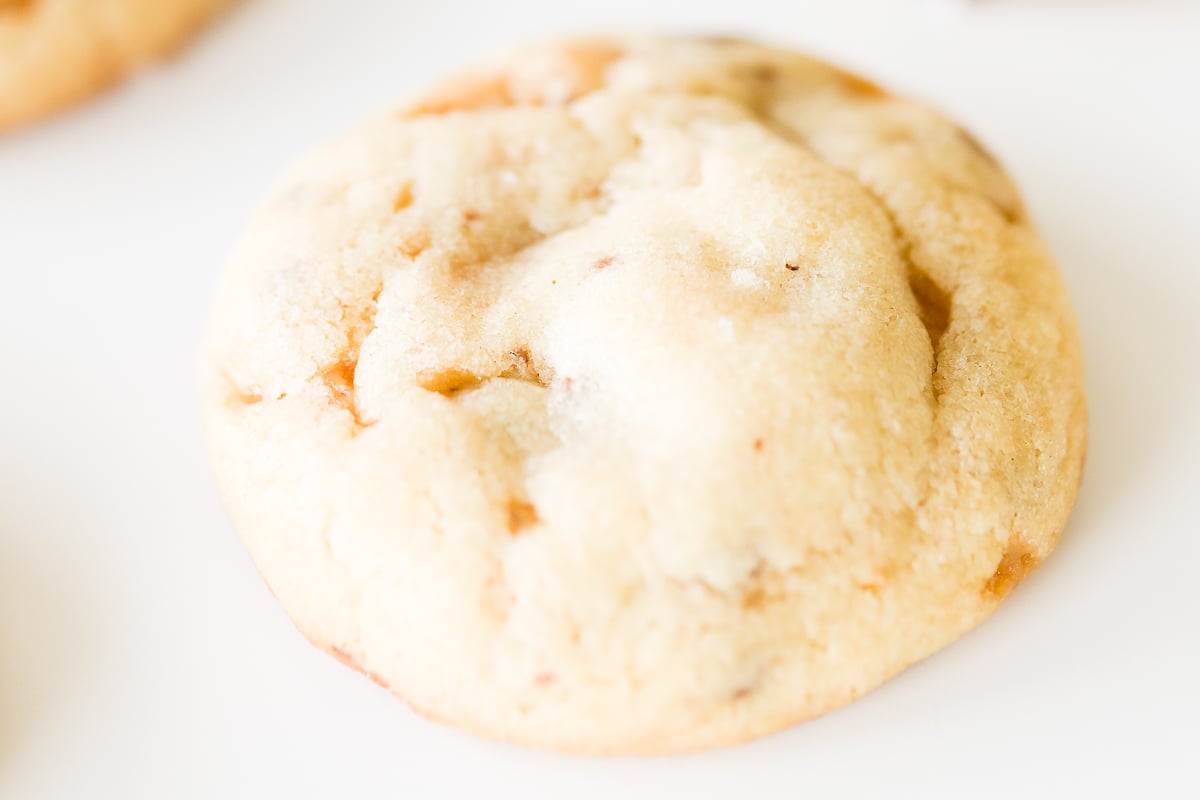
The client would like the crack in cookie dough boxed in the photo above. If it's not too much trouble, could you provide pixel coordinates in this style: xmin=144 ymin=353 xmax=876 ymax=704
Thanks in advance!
xmin=202 ymin=36 xmax=1086 ymax=754
xmin=906 ymin=262 xmax=952 ymax=355
xmin=417 ymin=347 xmax=550 ymax=399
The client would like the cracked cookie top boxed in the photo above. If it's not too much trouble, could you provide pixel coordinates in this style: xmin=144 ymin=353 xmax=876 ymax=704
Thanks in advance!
xmin=200 ymin=36 xmax=1086 ymax=753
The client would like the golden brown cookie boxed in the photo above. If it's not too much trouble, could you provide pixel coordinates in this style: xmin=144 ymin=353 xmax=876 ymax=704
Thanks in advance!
xmin=0 ymin=0 xmax=233 ymax=128
xmin=201 ymin=36 xmax=1087 ymax=753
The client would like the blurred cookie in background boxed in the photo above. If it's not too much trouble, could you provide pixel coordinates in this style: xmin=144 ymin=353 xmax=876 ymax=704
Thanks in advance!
xmin=0 ymin=0 xmax=235 ymax=129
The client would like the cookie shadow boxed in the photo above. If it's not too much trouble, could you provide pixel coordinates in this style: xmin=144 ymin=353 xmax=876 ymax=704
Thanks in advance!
xmin=0 ymin=484 xmax=86 ymax=764
xmin=1043 ymin=216 xmax=1192 ymax=546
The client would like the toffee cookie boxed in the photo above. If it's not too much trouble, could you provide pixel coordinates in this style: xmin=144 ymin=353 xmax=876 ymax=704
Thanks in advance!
xmin=0 ymin=0 xmax=234 ymax=128
xmin=201 ymin=36 xmax=1086 ymax=753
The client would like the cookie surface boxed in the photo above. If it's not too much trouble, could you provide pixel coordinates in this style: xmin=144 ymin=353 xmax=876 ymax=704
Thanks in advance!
xmin=201 ymin=36 xmax=1086 ymax=753
xmin=0 ymin=0 xmax=232 ymax=128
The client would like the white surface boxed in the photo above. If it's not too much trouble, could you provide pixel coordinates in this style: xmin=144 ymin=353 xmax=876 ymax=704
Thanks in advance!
xmin=1 ymin=0 xmax=1198 ymax=797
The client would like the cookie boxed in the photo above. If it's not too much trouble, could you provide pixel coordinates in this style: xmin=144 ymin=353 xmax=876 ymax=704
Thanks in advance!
xmin=0 ymin=0 xmax=233 ymax=129
xmin=200 ymin=36 xmax=1087 ymax=753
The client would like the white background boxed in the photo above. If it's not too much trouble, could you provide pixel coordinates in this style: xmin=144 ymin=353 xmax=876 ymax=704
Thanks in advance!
xmin=2 ymin=0 xmax=1198 ymax=797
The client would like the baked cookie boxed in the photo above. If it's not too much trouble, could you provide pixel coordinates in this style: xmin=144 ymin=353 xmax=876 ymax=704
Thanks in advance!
xmin=0 ymin=0 xmax=233 ymax=129
xmin=201 ymin=36 xmax=1086 ymax=753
